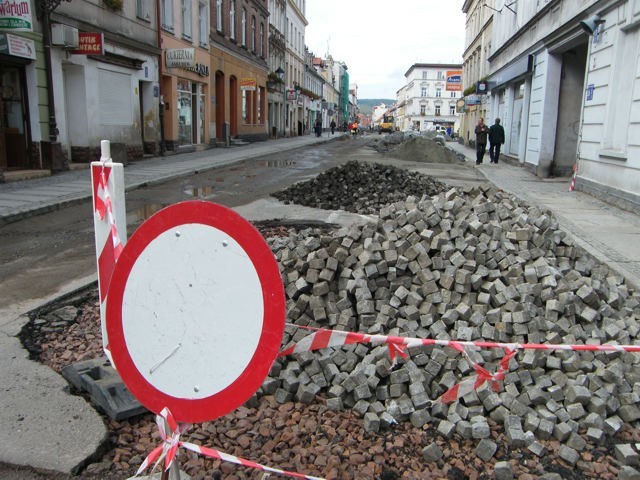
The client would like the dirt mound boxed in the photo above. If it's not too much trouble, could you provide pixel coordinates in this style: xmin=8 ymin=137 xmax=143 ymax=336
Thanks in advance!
xmin=382 ymin=136 xmax=463 ymax=164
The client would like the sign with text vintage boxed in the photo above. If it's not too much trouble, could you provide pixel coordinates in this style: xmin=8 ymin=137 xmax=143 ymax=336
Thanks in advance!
xmin=71 ymin=32 xmax=104 ymax=55
xmin=0 ymin=0 xmax=32 ymax=31
xmin=166 ymin=48 xmax=195 ymax=68
xmin=240 ymin=78 xmax=257 ymax=91
xmin=0 ymin=31 xmax=34 ymax=58
xmin=446 ymin=70 xmax=462 ymax=91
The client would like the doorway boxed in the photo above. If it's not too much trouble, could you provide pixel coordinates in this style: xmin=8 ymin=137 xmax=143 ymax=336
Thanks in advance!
xmin=215 ymin=70 xmax=225 ymax=139
xmin=230 ymin=76 xmax=237 ymax=137
xmin=0 ymin=64 xmax=31 ymax=169
xmin=552 ymin=43 xmax=588 ymax=176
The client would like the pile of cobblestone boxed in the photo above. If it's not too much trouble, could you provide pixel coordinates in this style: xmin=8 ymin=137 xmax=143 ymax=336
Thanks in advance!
xmin=266 ymin=184 xmax=640 ymax=470
xmin=271 ymin=161 xmax=449 ymax=214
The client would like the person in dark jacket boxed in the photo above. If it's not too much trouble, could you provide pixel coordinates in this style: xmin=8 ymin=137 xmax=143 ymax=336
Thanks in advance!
xmin=474 ymin=118 xmax=489 ymax=165
xmin=488 ymin=118 xmax=506 ymax=164
xmin=330 ymin=120 xmax=336 ymax=135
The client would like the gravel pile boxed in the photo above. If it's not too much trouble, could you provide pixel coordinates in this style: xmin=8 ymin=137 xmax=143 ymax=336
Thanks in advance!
xmin=266 ymin=185 xmax=640 ymax=475
xmin=272 ymin=161 xmax=449 ymax=214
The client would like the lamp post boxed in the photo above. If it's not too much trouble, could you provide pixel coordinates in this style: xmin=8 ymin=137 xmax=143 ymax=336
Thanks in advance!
xmin=37 ymin=0 xmax=71 ymax=172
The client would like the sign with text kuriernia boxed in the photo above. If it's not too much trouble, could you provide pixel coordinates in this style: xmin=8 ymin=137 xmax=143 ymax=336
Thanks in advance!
xmin=240 ymin=78 xmax=257 ymax=91
xmin=0 ymin=0 xmax=33 ymax=31
xmin=446 ymin=70 xmax=462 ymax=91
xmin=70 ymin=32 xmax=104 ymax=55
xmin=166 ymin=48 xmax=195 ymax=68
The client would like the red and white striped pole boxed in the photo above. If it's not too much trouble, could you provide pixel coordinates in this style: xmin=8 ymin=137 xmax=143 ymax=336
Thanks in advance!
xmin=569 ymin=163 xmax=578 ymax=191
xmin=91 ymin=140 xmax=127 ymax=363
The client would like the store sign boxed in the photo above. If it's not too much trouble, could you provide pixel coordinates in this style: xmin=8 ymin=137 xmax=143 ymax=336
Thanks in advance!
xmin=184 ymin=63 xmax=209 ymax=77
xmin=456 ymin=98 xmax=466 ymax=113
xmin=166 ymin=48 xmax=195 ymax=68
xmin=286 ymin=89 xmax=296 ymax=101
xmin=446 ymin=70 xmax=462 ymax=91
xmin=476 ymin=81 xmax=489 ymax=94
xmin=0 ymin=0 xmax=32 ymax=31
xmin=465 ymin=94 xmax=481 ymax=106
xmin=586 ymin=83 xmax=594 ymax=101
xmin=240 ymin=78 xmax=256 ymax=91
xmin=0 ymin=32 xmax=34 ymax=59
xmin=70 ymin=32 xmax=104 ymax=55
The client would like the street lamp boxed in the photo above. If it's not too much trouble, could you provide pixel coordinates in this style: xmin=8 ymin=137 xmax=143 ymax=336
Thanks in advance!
xmin=275 ymin=66 xmax=285 ymax=81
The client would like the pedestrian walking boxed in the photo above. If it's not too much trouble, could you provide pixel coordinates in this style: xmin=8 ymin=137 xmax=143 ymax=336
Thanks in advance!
xmin=330 ymin=120 xmax=336 ymax=135
xmin=474 ymin=118 xmax=489 ymax=165
xmin=488 ymin=118 xmax=506 ymax=164
xmin=314 ymin=118 xmax=322 ymax=137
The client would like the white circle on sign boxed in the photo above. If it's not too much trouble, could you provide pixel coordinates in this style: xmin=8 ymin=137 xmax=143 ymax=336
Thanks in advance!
xmin=106 ymin=201 xmax=285 ymax=423
xmin=122 ymin=223 xmax=262 ymax=399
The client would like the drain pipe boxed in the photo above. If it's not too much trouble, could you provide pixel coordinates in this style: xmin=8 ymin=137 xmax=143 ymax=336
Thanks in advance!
xmin=156 ymin=0 xmax=166 ymax=155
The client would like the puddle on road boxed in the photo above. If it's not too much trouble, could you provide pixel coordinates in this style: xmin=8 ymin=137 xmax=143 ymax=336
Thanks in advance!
xmin=127 ymin=203 xmax=167 ymax=223
xmin=183 ymin=185 xmax=215 ymax=197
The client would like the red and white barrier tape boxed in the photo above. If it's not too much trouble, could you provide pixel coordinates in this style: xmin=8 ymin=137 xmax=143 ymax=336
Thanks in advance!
xmin=280 ymin=324 xmax=640 ymax=403
xmin=136 ymin=407 xmax=325 ymax=480
xmin=95 ymin=165 xmax=124 ymax=263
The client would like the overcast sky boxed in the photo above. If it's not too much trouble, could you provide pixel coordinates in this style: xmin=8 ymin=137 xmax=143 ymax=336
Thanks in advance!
xmin=305 ymin=1 xmax=466 ymax=100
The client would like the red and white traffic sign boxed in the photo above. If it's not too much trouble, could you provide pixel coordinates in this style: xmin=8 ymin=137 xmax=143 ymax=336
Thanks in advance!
xmin=106 ymin=201 xmax=285 ymax=423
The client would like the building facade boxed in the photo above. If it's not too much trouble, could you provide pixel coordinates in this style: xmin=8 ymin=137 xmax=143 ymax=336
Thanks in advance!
xmin=160 ymin=0 xmax=211 ymax=152
xmin=303 ymin=48 xmax=324 ymax=130
xmin=315 ymin=55 xmax=339 ymax=129
xmin=460 ymin=0 xmax=493 ymax=144
xmin=267 ymin=0 xmax=286 ymax=137
xmin=285 ymin=0 xmax=307 ymax=135
xmin=398 ymin=63 xmax=462 ymax=133
xmin=211 ymin=0 xmax=270 ymax=142
xmin=50 ymin=0 xmax=161 ymax=163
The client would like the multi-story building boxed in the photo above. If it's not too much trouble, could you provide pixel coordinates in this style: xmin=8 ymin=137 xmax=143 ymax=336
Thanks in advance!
xmin=398 ymin=63 xmax=462 ymax=133
xmin=336 ymin=61 xmax=349 ymax=127
xmin=159 ymin=0 xmax=211 ymax=152
xmin=394 ymin=84 xmax=410 ymax=131
xmin=314 ymin=55 xmax=339 ymax=129
xmin=460 ymin=0 xmax=493 ymax=144
xmin=211 ymin=0 xmax=269 ymax=142
xmin=43 ymin=0 xmax=160 ymax=165
xmin=285 ymin=0 xmax=307 ymax=135
xmin=303 ymin=48 xmax=324 ymax=130
xmin=267 ymin=0 xmax=286 ymax=137
xmin=484 ymin=0 xmax=639 ymax=209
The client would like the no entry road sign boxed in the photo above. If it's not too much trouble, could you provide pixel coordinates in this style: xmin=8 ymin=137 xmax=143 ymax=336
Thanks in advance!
xmin=106 ymin=201 xmax=285 ymax=423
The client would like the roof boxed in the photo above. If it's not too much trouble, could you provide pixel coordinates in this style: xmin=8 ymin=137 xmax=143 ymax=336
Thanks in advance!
xmin=405 ymin=63 xmax=463 ymax=77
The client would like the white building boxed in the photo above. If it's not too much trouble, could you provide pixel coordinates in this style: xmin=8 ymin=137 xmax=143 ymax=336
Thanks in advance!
xmin=372 ymin=103 xmax=389 ymax=125
xmin=485 ymin=0 xmax=639 ymax=209
xmin=460 ymin=0 xmax=494 ymax=144
xmin=285 ymin=0 xmax=307 ymax=135
xmin=397 ymin=63 xmax=462 ymax=133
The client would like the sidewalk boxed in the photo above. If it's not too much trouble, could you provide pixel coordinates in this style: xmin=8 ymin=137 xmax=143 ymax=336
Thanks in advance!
xmin=446 ymin=141 xmax=640 ymax=290
xmin=0 ymin=133 xmax=338 ymax=226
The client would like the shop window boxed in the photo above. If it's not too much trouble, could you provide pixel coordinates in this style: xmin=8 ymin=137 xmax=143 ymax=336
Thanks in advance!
xmin=420 ymin=105 xmax=426 ymax=115
xmin=177 ymin=79 xmax=193 ymax=145
xmin=242 ymin=90 xmax=248 ymax=122
xmin=449 ymin=105 xmax=455 ymax=115
xmin=435 ymin=105 xmax=441 ymax=116
xmin=421 ymin=87 xmax=426 ymax=97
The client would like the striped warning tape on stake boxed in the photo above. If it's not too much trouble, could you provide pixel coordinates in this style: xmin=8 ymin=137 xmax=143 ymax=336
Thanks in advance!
xmin=280 ymin=324 xmax=640 ymax=403
xmin=136 ymin=407 xmax=325 ymax=480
